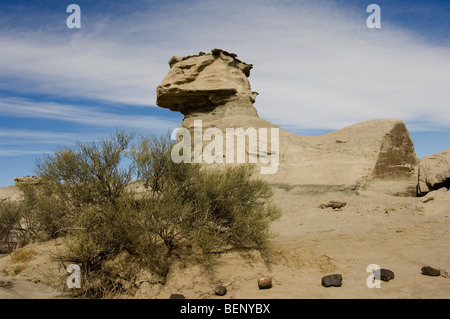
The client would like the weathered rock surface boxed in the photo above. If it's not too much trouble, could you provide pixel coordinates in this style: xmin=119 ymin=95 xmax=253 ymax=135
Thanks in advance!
xmin=319 ymin=201 xmax=347 ymax=210
xmin=14 ymin=176 xmax=42 ymax=186
xmin=257 ymin=276 xmax=272 ymax=290
xmin=0 ymin=186 xmax=21 ymax=202
xmin=421 ymin=266 xmax=441 ymax=277
xmin=156 ymin=49 xmax=420 ymax=194
xmin=374 ymin=268 xmax=395 ymax=282
xmin=321 ymin=274 xmax=342 ymax=287
xmin=418 ymin=148 xmax=450 ymax=195
xmin=214 ymin=285 xmax=227 ymax=296
xmin=157 ymin=49 xmax=257 ymax=116
xmin=419 ymin=187 xmax=448 ymax=203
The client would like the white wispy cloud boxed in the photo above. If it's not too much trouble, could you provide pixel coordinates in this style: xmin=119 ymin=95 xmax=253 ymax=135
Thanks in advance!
xmin=0 ymin=129 xmax=81 ymax=145
xmin=0 ymin=97 xmax=180 ymax=131
xmin=0 ymin=96 xmax=181 ymax=157
xmin=0 ymin=149 xmax=51 ymax=157
xmin=0 ymin=0 xmax=449 ymax=133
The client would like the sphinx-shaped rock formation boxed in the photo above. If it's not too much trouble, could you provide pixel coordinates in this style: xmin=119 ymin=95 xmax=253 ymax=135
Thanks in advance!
xmin=157 ymin=49 xmax=258 ymax=117
xmin=156 ymin=49 xmax=420 ymax=195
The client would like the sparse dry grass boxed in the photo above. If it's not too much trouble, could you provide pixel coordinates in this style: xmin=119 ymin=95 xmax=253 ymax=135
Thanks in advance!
xmin=10 ymin=247 xmax=37 ymax=264
xmin=11 ymin=263 xmax=28 ymax=276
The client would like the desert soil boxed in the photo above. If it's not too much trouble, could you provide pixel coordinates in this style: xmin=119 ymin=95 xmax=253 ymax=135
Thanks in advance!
xmin=1 ymin=184 xmax=449 ymax=299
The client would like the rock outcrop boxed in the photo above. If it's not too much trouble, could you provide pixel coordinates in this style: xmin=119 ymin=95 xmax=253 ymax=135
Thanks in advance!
xmin=14 ymin=176 xmax=42 ymax=186
xmin=156 ymin=49 xmax=420 ymax=195
xmin=417 ymin=148 xmax=450 ymax=195
xmin=157 ymin=49 xmax=258 ymax=117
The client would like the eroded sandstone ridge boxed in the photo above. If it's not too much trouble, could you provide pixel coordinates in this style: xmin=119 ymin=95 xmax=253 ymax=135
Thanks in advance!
xmin=156 ymin=49 xmax=420 ymax=195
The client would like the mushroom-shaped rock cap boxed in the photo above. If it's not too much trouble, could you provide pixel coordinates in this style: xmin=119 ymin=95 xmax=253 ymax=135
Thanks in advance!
xmin=156 ymin=49 xmax=257 ymax=115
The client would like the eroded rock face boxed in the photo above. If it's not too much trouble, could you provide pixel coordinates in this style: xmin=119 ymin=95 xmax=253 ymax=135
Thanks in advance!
xmin=156 ymin=49 xmax=258 ymax=116
xmin=303 ymin=118 xmax=419 ymax=189
xmin=14 ymin=176 xmax=42 ymax=186
xmin=156 ymin=50 xmax=420 ymax=195
xmin=418 ymin=148 xmax=450 ymax=195
xmin=372 ymin=122 xmax=418 ymax=180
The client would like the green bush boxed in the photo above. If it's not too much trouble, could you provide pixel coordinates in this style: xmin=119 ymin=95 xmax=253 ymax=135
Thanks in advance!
xmin=129 ymin=133 xmax=200 ymax=195
xmin=0 ymin=201 xmax=22 ymax=252
xmin=35 ymin=130 xmax=135 ymax=207
xmin=129 ymin=133 xmax=281 ymax=254
xmin=15 ymin=182 xmax=68 ymax=241
xmin=186 ymin=165 xmax=281 ymax=255
xmin=0 ymin=184 xmax=61 ymax=251
xmin=26 ymin=131 xmax=281 ymax=298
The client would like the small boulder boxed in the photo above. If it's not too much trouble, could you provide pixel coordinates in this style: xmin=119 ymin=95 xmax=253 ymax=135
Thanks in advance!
xmin=374 ymin=268 xmax=395 ymax=282
xmin=421 ymin=266 xmax=441 ymax=277
xmin=257 ymin=276 xmax=272 ymax=290
xmin=169 ymin=293 xmax=185 ymax=299
xmin=321 ymin=274 xmax=342 ymax=287
xmin=215 ymin=285 xmax=227 ymax=296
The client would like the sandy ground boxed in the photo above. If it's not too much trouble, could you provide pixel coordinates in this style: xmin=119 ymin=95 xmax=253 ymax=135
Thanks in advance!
xmin=1 ymin=184 xmax=450 ymax=299
xmin=0 ymin=240 xmax=74 ymax=299
xmin=0 ymin=279 xmax=71 ymax=299
xmin=265 ymin=186 xmax=450 ymax=298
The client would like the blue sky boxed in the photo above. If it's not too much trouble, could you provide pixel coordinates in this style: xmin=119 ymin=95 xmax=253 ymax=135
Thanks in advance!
xmin=0 ymin=0 xmax=449 ymax=186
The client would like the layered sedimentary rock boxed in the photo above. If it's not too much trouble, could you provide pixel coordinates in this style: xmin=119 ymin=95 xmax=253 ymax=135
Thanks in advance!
xmin=14 ymin=176 xmax=42 ymax=186
xmin=156 ymin=49 xmax=420 ymax=194
xmin=157 ymin=49 xmax=258 ymax=117
xmin=418 ymin=148 xmax=450 ymax=195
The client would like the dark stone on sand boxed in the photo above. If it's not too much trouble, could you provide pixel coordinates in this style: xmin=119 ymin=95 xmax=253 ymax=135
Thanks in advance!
xmin=257 ymin=276 xmax=272 ymax=290
xmin=215 ymin=285 xmax=227 ymax=296
xmin=321 ymin=274 xmax=342 ymax=287
xmin=421 ymin=266 xmax=441 ymax=276
xmin=374 ymin=268 xmax=395 ymax=282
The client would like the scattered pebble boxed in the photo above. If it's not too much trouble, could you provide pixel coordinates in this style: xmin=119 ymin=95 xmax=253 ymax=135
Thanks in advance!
xmin=257 ymin=276 xmax=272 ymax=290
xmin=421 ymin=266 xmax=441 ymax=277
xmin=374 ymin=269 xmax=395 ymax=282
xmin=321 ymin=274 xmax=342 ymax=287
xmin=215 ymin=285 xmax=227 ymax=296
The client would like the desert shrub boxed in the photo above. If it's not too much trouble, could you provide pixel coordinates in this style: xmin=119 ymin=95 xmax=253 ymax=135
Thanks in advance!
xmin=35 ymin=130 xmax=134 ymax=208
xmin=30 ymin=131 xmax=136 ymax=297
xmin=123 ymin=187 xmax=194 ymax=277
xmin=129 ymin=134 xmax=281 ymax=257
xmin=0 ymin=195 xmax=49 ymax=251
xmin=0 ymin=201 xmax=22 ymax=252
xmin=130 ymin=134 xmax=281 ymax=252
xmin=130 ymin=133 xmax=172 ymax=194
xmin=29 ymin=131 xmax=280 ymax=298
xmin=15 ymin=182 xmax=69 ymax=241
xmin=185 ymin=165 xmax=281 ymax=255
xmin=129 ymin=133 xmax=200 ymax=195
xmin=34 ymin=131 xmax=135 ymax=254
xmin=0 ymin=177 xmax=72 ymax=246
